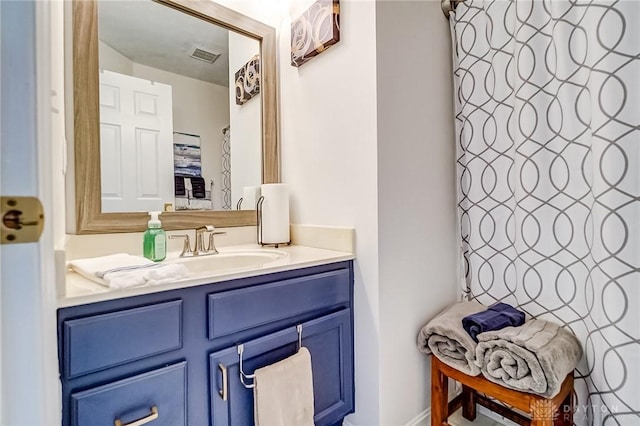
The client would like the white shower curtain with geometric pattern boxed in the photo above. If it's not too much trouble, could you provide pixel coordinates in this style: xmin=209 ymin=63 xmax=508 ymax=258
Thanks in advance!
xmin=450 ymin=1 xmax=639 ymax=424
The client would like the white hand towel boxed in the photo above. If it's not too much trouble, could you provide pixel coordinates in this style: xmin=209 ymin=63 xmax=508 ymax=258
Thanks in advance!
xmin=103 ymin=270 xmax=149 ymax=289
xmin=253 ymin=347 xmax=314 ymax=426
xmin=68 ymin=253 xmax=154 ymax=284
xmin=105 ymin=264 xmax=189 ymax=289
xmin=68 ymin=254 xmax=189 ymax=289
xmin=145 ymin=264 xmax=189 ymax=286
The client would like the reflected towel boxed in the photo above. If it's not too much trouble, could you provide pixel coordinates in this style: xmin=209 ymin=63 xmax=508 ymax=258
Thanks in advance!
xmin=417 ymin=301 xmax=485 ymax=376
xmin=254 ymin=347 xmax=314 ymax=426
xmin=462 ymin=302 xmax=525 ymax=342
xmin=190 ymin=177 xmax=206 ymax=198
xmin=174 ymin=176 xmax=186 ymax=196
xmin=475 ymin=319 xmax=583 ymax=398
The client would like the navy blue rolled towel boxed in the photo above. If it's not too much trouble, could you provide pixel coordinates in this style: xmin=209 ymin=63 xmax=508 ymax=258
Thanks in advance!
xmin=461 ymin=302 xmax=525 ymax=342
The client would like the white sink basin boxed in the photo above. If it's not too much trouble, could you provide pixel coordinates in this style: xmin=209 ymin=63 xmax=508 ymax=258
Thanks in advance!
xmin=171 ymin=249 xmax=288 ymax=276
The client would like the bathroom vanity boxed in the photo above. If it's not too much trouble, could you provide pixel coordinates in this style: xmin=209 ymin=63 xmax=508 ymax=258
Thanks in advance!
xmin=57 ymin=254 xmax=354 ymax=426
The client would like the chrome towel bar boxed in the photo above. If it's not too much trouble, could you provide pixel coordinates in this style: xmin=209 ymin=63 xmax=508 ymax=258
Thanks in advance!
xmin=237 ymin=324 xmax=304 ymax=390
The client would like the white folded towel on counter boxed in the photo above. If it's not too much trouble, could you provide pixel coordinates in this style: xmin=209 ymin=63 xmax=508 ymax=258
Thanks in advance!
xmin=68 ymin=253 xmax=189 ymax=289
xmin=253 ymin=347 xmax=314 ymax=426
xmin=145 ymin=264 xmax=190 ymax=286
xmin=69 ymin=253 xmax=154 ymax=279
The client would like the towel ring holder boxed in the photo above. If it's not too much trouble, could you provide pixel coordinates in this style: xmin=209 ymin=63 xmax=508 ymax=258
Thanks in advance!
xmin=237 ymin=324 xmax=303 ymax=390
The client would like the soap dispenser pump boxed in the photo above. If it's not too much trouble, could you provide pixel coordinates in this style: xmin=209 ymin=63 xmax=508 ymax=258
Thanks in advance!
xmin=143 ymin=211 xmax=166 ymax=261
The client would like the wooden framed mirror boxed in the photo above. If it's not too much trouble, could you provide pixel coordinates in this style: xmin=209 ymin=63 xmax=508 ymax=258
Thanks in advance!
xmin=72 ymin=0 xmax=278 ymax=234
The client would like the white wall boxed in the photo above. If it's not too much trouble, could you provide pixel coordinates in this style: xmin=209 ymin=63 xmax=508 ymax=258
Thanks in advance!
xmin=228 ymin=32 xmax=262 ymax=208
xmin=98 ymin=40 xmax=133 ymax=75
xmin=278 ymin=1 xmax=382 ymax=424
xmin=376 ymin=1 xmax=459 ymax=424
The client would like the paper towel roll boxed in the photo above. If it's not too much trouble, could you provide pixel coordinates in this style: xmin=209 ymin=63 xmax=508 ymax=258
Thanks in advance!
xmin=242 ymin=186 xmax=262 ymax=210
xmin=260 ymin=184 xmax=290 ymax=244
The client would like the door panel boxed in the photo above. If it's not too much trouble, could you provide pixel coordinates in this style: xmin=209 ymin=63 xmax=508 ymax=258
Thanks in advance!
xmin=136 ymin=128 xmax=162 ymax=197
xmin=99 ymin=124 xmax=123 ymax=198
xmin=209 ymin=309 xmax=353 ymax=426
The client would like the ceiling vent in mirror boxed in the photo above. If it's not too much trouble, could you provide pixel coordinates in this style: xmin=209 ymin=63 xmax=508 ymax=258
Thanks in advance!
xmin=190 ymin=48 xmax=220 ymax=64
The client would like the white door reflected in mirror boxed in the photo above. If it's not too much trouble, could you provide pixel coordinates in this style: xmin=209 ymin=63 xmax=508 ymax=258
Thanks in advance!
xmin=97 ymin=0 xmax=262 ymax=213
xmin=99 ymin=71 xmax=175 ymax=213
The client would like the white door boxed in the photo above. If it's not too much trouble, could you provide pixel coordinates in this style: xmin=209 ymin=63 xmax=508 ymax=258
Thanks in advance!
xmin=0 ymin=1 xmax=59 ymax=425
xmin=99 ymin=70 xmax=174 ymax=213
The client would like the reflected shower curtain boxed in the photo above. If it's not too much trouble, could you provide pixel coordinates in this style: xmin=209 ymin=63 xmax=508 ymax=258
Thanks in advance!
xmin=450 ymin=0 xmax=639 ymax=424
xmin=221 ymin=126 xmax=231 ymax=210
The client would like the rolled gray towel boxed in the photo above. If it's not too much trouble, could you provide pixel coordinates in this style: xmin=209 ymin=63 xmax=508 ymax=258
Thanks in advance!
xmin=417 ymin=300 xmax=485 ymax=376
xmin=475 ymin=319 xmax=583 ymax=398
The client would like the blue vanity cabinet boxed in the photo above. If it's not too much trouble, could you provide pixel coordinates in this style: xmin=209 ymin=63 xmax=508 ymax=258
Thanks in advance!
xmin=57 ymin=261 xmax=354 ymax=426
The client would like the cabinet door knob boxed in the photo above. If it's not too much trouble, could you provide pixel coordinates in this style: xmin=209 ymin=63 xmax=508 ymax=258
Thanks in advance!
xmin=114 ymin=406 xmax=159 ymax=426
xmin=218 ymin=363 xmax=228 ymax=401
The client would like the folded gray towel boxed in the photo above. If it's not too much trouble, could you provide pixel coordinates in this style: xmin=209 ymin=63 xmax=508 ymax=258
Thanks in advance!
xmin=417 ymin=300 xmax=485 ymax=376
xmin=475 ymin=319 xmax=583 ymax=398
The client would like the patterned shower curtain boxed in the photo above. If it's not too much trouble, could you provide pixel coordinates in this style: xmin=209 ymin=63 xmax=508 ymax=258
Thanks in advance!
xmin=450 ymin=0 xmax=639 ymax=424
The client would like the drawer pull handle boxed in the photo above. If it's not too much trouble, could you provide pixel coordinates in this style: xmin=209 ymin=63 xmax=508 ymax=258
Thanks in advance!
xmin=218 ymin=363 xmax=228 ymax=401
xmin=114 ymin=406 xmax=159 ymax=426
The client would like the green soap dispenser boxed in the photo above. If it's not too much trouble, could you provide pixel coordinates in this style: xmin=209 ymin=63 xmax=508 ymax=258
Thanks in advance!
xmin=143 ymin=211 xmax=166 ymax=261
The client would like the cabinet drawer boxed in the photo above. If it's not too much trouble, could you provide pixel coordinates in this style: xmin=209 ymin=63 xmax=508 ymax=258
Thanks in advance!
xmin=63 ymin=300 xmax=182 ymax=378
xmin=208 ymin=268 xmax=350 ymax=340
xmin=71 ymin=362 xmax=186 ymax=426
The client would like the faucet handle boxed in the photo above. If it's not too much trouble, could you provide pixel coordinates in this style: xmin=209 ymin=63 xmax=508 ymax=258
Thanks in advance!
xmin=196 ymin=225 xmax=215 ymax=233
xmin=207 ymin=231 xmax=226 ymax=255
xmin=169 ymin=234 xmax=192 ymax=257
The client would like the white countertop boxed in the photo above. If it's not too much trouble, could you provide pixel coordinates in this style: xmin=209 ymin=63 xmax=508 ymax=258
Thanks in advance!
xmin=59 ymin=244 xmax=354 ymax=308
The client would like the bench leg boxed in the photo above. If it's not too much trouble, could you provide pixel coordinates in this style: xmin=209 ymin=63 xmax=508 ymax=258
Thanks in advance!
xmin=531 ymin=399 xmax=555 ymax=426
xmin=431 ymin=358 xmax=449 ymax=425
xmin=554 ymin=392 xmax=573 ymax=426
xmin=461 ymin=385 xmax=477 ymax=421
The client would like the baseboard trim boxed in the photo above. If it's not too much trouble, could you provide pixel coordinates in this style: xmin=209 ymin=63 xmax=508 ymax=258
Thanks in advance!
xmin=406 ymin=408 xmax=430 ymax=426
xmin=478 ymin=405 xmax=516 ymax=425
xmin=342 ymin=408 xmax=431 ymax=426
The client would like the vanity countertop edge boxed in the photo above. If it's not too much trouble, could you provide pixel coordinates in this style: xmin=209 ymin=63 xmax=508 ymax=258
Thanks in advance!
xmin=60 ymin=244 xmax=355 ymax=308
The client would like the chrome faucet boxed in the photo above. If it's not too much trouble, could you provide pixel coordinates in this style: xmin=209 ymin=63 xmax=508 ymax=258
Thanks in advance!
xmin=194 ymin=225 xmax=215 ymax=255
xmin=203 ymin=225 xmax=227 ymax=255
xmin=169 ymin=234 xmax=193 ymax=257
xmin=170 ymin=225 xmax=226 ymax=257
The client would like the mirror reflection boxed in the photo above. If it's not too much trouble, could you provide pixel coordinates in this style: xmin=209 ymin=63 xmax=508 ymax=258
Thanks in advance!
xmin=97 ymin=0 xmax=262 ymax=213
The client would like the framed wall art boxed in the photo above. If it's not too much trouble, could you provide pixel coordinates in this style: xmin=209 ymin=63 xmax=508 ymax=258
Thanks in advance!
xmin=235 ymin=54 xmax=260 ymax=105
xmin=291 ymin=0 xmax=340 ymax=67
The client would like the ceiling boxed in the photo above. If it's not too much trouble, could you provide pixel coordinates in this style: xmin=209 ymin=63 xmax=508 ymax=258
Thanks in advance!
xmin=98 ymin=0 xmax=232 ymax=86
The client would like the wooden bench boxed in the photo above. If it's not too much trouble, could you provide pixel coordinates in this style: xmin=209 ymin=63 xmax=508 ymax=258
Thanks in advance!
xmin=431 ymin=356 xmax=574 ymax=426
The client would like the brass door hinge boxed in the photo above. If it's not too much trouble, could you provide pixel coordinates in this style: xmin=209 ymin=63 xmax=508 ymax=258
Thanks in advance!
xmin=1 ymin=197 xmax=44 ymax=244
